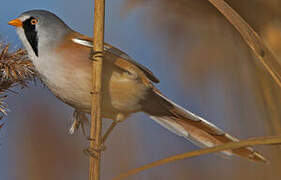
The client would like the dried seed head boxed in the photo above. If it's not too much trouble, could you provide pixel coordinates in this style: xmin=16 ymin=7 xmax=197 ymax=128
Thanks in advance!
xmin=0 ymin=41 xmax=36 ymax=115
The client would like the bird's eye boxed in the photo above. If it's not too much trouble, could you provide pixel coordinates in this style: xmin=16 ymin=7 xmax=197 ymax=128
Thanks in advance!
xmin=30 ymin=18 xmax=39 ymax=25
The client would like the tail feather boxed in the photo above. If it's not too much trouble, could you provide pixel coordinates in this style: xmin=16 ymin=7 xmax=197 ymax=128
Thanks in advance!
xmin=145 ymin=89 xmax=267 ymax=163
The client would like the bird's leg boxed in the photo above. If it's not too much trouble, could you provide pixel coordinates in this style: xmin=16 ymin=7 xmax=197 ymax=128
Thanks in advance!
xmin=69 ymin=110 xmax=89 ymax=135
xmin=102 ymin=113 xmax=125 ymax=144
xmin=83 ymin=113 xmax=125 ymax=159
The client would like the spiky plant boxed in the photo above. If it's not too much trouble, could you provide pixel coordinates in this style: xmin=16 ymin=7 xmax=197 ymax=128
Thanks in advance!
xmin=0 ymin=42 xmax=36 ymax=117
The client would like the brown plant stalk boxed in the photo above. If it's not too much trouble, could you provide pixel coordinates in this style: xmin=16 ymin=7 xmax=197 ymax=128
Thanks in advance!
xmin=89 ymin=0 xmax=106 ymax=180
xmin=114 ymin=135 xmax=281 ymax=180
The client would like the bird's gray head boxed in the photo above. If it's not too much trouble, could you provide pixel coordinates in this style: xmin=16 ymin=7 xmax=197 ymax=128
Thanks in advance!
xmin=9 ymin=10 xmax=72 ymax=58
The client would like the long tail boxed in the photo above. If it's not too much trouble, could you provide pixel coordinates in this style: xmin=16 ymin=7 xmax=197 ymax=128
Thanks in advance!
xmin=141 ymin=89 xmax=267 ymax=163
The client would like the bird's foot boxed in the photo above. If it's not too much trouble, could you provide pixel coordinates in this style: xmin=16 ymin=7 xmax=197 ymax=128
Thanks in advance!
xmin=83 ymin=144 xmax=106 ymax=159
xmin=89 ymin=49 xmax=104 ymax=61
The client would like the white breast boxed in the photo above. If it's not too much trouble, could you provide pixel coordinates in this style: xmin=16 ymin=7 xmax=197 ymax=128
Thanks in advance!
xmin=28 ymin=47 xmax=92 ymax=112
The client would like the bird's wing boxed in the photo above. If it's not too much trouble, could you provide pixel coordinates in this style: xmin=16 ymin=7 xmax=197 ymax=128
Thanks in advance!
xmin=71 ymin=37 xmax=159 ymax=84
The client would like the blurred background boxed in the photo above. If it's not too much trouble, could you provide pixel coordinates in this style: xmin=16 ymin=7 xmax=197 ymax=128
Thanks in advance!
xmin=1 ymin=0 xmax=281 ymax=179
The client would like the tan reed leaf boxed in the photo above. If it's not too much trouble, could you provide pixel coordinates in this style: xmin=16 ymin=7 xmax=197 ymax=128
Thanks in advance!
xmin=113 ymin=136 xmax=281 ymax=180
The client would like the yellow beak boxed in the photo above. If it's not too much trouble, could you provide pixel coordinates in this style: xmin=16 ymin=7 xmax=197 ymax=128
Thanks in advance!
xmin=8 ymin=19 xmax=23 ymax=27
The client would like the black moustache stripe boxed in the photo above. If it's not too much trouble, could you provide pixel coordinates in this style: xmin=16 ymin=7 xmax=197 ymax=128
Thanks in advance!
xmin=23 ymin=17 xmax=39 ymax=57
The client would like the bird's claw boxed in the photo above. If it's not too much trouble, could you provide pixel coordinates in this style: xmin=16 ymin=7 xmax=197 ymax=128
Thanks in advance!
xmin=83 ymin=144 xmax=106 ymax=159
xmin=89 ymin=49 xmax=104 ymax=61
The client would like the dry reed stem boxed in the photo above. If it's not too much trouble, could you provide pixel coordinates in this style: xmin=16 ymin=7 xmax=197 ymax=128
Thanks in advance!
xmin=207 ymin=0 xmax=281 ymax=88
xmin=0 ymin=42 xmax=36 ymax=115
xmin=89 ymin=0 xmax=105 ymax=180
xmin=114 ymin=136 xmax=281 ymax=180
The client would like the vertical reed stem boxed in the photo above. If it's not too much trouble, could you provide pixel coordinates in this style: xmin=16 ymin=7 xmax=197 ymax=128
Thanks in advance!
xmin=89 ymin=0 xmax=105 ymax=180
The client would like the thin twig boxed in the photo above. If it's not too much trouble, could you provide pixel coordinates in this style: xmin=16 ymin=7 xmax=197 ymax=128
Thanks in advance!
xmin=89 ymin=0 xmax=106 ymax=180
xmin=207 ymin=0 xmax=281 ymax=88
xmin=113 ymin=136 xmax=281 ymax=180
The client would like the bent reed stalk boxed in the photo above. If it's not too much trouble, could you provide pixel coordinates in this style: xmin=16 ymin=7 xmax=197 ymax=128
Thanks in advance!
xmin=114 ymin=136 xmax=281 ymax=180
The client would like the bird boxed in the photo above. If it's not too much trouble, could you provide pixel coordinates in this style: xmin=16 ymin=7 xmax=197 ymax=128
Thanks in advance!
xmin=8 ymin=9 xmax=266 ymax=163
